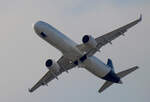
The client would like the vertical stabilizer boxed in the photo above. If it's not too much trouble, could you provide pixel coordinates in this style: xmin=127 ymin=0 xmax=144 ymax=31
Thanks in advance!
xmin=107 ymin=59 xmax=114 ymax=70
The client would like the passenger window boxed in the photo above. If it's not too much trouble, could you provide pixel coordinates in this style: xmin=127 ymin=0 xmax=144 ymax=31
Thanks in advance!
xmin=40 ymin=32 xmax=47 ymax=38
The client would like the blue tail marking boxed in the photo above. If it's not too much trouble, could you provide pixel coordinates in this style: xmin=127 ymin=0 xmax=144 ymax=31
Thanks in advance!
xmin=107 ymin=59 xmax=114 ymax=69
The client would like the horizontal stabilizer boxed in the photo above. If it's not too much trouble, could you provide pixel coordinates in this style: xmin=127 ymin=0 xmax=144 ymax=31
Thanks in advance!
xmin=117 ymin=66 xmax=139 ymax=78
xmin=98 ymin=66 xmax=139 ymax=93
xmin=98 ymin=81 xmax=113 ymax=93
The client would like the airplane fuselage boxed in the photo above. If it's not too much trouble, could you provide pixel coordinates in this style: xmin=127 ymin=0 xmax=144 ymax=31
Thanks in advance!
xmin=29 ymin=16 xmax=141 ymax=93
xmin=34 ymin=21 xmax=120 ymax=83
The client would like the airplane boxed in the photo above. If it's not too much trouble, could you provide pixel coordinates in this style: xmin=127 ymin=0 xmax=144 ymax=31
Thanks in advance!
xmin=29 ymin=15 xmax=142 ymax=93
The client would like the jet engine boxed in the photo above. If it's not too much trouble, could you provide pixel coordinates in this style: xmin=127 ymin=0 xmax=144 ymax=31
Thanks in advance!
xmin=45 ymin=59 xmax=61 ymax=73
xmin=82 ymin=35 xmax=97 ymax=48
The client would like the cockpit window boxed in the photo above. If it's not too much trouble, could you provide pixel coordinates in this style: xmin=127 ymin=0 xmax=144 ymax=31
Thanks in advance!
xmin=40 ymin=32 xmax=47 ymax=38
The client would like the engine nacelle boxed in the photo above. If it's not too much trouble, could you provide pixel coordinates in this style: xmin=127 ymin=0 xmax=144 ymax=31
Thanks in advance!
xmin=82 ymin=35 xmax=97 ymax=48
xmin=45 ymin=59 xmax=61 ymax=73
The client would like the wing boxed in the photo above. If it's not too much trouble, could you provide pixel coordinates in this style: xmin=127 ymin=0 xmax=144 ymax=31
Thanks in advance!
xmin=29 ymin=56 xmax=76 ymax=93
xmin=78 ymin=15 xmax=142 ymax=56
xmin=95 ymin=15 xmax=142 ymax=49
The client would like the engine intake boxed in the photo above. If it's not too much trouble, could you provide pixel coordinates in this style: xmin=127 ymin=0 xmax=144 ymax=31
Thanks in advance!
xmin=45 ymin=59 xmax=53 ymax=67
xmin=82 ymin=35 xmax=89 ymax=43
xmin=45 ymin=59 xmax=61 ymax=73
xmin=82 ymin=35 xmax=97 ymax=49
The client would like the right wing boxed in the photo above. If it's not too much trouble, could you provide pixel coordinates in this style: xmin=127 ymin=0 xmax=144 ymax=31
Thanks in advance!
xmin=29 ymin=56 xmax=76 ymax=93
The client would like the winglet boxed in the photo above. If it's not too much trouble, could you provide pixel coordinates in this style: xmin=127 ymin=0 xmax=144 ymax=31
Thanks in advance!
xmin=28 ymin=88 xmax=32 ymax=93
xmin=139 ymin=14 xmax=142 ymax=21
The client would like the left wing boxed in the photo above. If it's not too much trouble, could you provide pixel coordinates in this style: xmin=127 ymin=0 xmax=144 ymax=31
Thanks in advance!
xmin=29 ymin=56 xmax=76 ymax=93
xmin=78 ymin=15 xmax=142 ymax=56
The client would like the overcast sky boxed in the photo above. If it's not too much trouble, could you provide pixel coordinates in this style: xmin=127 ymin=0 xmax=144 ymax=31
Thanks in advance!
xmin=0 ymin=0 xmax=149 ymax=102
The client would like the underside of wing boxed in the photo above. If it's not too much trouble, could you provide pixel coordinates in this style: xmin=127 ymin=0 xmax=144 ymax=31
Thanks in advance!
xmin=57 ymin=56 xmax=76 ymax=72
xmin=95 ymin=15 xmax=142 ymax=49
xmin=29 ymin=71 xmax=57 ymax=93
xmin=77 ymin=15 xmax=142 ymax=56
xmin=29 ymin=56 xmax=76 ymax=93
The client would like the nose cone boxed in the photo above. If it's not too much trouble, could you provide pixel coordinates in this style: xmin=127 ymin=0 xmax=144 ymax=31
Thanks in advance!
xmin=33 ymin=21 xmax=45 ymax=34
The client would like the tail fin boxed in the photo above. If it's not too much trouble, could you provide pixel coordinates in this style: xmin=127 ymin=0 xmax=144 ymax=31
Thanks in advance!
xmin=98 ymin=66 xmax=139 ymax=93
xmin=107 ymin=59 xmax=114 ymax=70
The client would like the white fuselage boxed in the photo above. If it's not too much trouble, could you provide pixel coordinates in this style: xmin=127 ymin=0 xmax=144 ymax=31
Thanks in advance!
xmin=34 ymin=21 xmax=83 ymax=61
xmin=34 ymin=21 xmax=111 ymax=78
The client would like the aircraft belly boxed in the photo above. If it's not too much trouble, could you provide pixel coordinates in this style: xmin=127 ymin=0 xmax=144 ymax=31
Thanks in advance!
xmin=83 ymin=56 xmax=111 ymax=78
xmin=45 ymin=29 xmax=75 ymax=52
